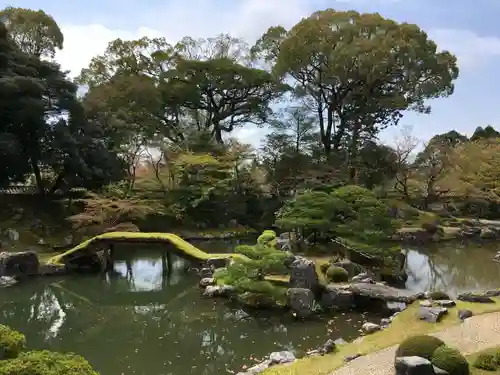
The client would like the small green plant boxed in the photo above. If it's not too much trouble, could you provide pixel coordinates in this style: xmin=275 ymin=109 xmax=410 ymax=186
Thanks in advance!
xmin=257 ymin=230 xmax=277 ymax=247
xmin=0 ymin=350 xmax=99 ymax=375
xmin=429 ymin=291 xmax=450 ymax=300
xmin=325 ymin=266 xmax=349 ymax=283
xmin=0 ymin=325 xmax=26 ymax=359
xmin=395 ymin=335 xmax=446 ymax=360
xmin=431 ymin=346 xmax=469 ymax=375
xmin=473 ymin=352 xmax=498 ymax=371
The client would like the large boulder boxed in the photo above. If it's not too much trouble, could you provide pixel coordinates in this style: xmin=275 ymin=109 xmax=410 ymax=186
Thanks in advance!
xmin=395 ymin=356 xmax=446 ymax=375
xmin=347 ymin=283 xmax=420 ymax=303
xmin=321 ymin=284 xmax=354 ymax=310
xmin=289 ymin=257 xmax=320 ymax=291
xmin=287 ymin=288 xmax=314 ymax=318
xmin=0 ymin=251 xmax=39 ymax=277
xmin=417 ymin=307 xmax=448 ymax=323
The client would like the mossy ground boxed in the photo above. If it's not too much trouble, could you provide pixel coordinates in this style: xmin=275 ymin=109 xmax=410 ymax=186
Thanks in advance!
xmin=468 ymin=346 xmax=500 ymax=375
xmin=264 ymin=298 xmax=500 ymax=375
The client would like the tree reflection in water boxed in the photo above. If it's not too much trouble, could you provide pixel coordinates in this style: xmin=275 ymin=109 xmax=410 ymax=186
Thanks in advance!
xmin=405 ymin=241 xmax=500 ymax=296
xmin=0 ymin=247 xmax=370 ymax=375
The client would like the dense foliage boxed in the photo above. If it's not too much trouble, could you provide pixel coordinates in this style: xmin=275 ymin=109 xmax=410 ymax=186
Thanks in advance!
xmin=0 ymin=324 xmax=98 ymax=375
xmin=2 ymin=5 xmax=500 ymax=238
xmin=395 ymin=335 xmax=446 ymax=360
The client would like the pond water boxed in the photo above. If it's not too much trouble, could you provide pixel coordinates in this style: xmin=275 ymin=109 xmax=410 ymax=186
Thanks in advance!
xmin=0 ymin=243 xmax=374 ymax=375
xmin=1 ymin=238 xmax=499 ymax=375
xmin=405 ymin=241 xmax=500 ymax=297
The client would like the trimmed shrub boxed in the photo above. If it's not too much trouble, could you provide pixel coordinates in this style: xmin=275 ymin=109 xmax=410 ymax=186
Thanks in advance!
xmin=473 ymin=352 xmax=498 ymax=371
xmin=431 ymin=346 xmax=470 ymax=375
xmin=429 ymin=291 xmax=450 ymax=300
xmin=0 ymin=325 xmax=26 ymax=359
xmin=0 ymin=350 xmax=99 ymax=375
xmin=395 ymin=335 xmax=446 ymax=360
xmin=257 ymin=230 xmax=277 ymax=247
xmin=325 ymin=266 xmax=349 ymax=283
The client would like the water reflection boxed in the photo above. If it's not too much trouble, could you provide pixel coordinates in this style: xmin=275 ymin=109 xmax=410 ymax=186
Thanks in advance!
xmin=405 ymin=241 xmax=500 ymax=296
xmin=0 ymin=246 xmax=368 ymax=375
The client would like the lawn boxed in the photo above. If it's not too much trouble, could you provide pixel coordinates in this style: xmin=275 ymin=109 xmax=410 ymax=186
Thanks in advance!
xmin=264 ymin=298 xmax=500 ymax=375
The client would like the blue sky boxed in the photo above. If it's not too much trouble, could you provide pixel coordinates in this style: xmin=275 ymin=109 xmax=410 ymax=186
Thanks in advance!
xmin=8 ymin=0 xmax=500 ymax=147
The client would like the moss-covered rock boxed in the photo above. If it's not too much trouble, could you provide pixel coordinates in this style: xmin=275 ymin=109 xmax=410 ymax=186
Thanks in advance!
xmin=0 ymin=325 xmax=26 ymax=359
xmin=0 ymin=350 xmax=99 ymax=375
xmin=473 ymin=352 xmax=498 ymax=371
xmin=325 ymin=266 xmax=349 ymax=283
xmin=395 ymin=335 xmax=446 ymax=360
xmin=431 ymin=346 xmax=469 ymax=375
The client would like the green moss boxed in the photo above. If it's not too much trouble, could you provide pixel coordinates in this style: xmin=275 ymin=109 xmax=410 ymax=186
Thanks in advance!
xmin=0 ymin=350 xmax=99 ymax=375
xmin=325 ymin=266 xmax=349 ymax=282
xmin=395 ymin=335 xmax=446 ymax=360
xmin=473 ymin=353 xmax=498 ymax=371
xmin=48 ymin=232 xmax=250 ymax=265
xmin=0 ymin=325 xmax=26 ymax=359
xmin=431 ymin=346 xmax=470 ymax=375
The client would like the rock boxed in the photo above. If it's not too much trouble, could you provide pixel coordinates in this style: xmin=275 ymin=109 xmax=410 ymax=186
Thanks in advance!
xmin=234 ymin=309 xmax=251 ymax=321
xmin=395 ymin=356 xmax=440 ymax=375
xmin=459 ymin=227 xmax=481 ymax=238
xmin=420 ymin=300 xmax=433 ymax=307
xmin=199 ymin=277 xmax=215 ymax=287
xmin=4 ymin=229 xmax=19 ymax=242
xmin=37 ymin=238 xmax=46 ymax=245
xmin=480 ymin=227 xmax=498 ymax=239
xmin=348 ymin=283 xmax=420 ymax=303
xmin=458 ymin=309 xmax=473 ymax=321
xmin=334 ymin=338 xmax=348 ymax=346
xmin=287 ymin=288 xmax=314 ymax=318
xmin=344 ymin=354 xmax=362 ymax=362
xmin=434 ymin=300 xmax=456 ymax=307
xmin=362 ymin=322 xmax=381 ymax=334
xmin=203 ymin=285 xmax=235 ymax=298
xmin=289 ymin=257 xmax=320 ymax=291
xmin=318 ymin=339 xmax=337 ymax=354
xmin=485 ymin=289 xmax=500 ymax=297
xmin=0 ymin=251 xmax=39 ymax=277
xmin=417 ymin=307 xmax=448 ymax=323
xmin=381 ymin=318 xmax=391 ymax=327
xmin=38 ymin=263 xmax=66 ymax=276
xmin=321 ymin=284 xmax=354 ymax=310
xmin=269 ymin=351 xmax=295 ymax=365
xmin=206 ymin=258 xmax=228 ymax=270
xmin=199 ymin=267 xmax=213 ymax=278
xmin=457 ymin=292 xmax=495 ymax=303
xmin=63 ymin=235 xmax=74 ymax=246
xmin=0 ymin=276 xmax=17 ymax=287
xmin=237 ymin=359 xmax=272 ymax=375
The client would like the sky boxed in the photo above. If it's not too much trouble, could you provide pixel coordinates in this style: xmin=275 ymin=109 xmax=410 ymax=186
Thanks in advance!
xmin=8 ymin=0 xmax=500 ymax=148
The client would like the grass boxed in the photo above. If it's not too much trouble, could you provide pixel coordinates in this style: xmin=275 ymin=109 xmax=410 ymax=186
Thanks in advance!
xmin=468 ymin=346 xmax=500 ymax=375
xmin=264 ymin=298 xmax=500 ymax=375
xmin=47 ymin=231 xmax=251 ymax=265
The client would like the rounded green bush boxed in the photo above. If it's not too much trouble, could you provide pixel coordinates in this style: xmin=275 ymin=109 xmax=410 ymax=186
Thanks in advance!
xmin=0 ymin=325 xmax=26 ymax=359
xmin=473 ymin=353 xmax=498 ymax=371
xmin=325 ymin=266 xmax=349 ymax=283
xmin=395 ymin=335 xmax=446 ymax=360
xmin=429 ymin=291 xmax=451 ymax=300
xmin=431 ymin=346 xmax=470 ymax=375
xmin=0 ymin=350 xmax=99 ymax=375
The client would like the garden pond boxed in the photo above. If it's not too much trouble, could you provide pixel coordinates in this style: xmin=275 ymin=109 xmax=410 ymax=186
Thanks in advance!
xmin=0 ymin=239 xmax=498 ymax=375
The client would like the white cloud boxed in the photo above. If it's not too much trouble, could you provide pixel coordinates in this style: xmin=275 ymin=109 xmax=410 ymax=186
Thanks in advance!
xmin=429 ymin=29 xmax=500 ymax=69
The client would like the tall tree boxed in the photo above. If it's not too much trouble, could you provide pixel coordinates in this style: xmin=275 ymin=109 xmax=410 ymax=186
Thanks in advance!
xmin=0 ymin=7 xmax=63 ymax=58
xmin=252 ymin=9 xmax=459 ymax=156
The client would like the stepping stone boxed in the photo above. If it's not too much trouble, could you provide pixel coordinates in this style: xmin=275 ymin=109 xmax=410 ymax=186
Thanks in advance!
xmin=417 ymin=306 xmax=448 ymax=323
xmin=458 ymin=292 xmax=495 ymax=303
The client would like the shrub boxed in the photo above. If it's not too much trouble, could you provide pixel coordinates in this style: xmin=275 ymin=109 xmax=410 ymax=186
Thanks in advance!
xmin=0 ymin=350 xmax=99 ymax=375
xmin=395 ymin=335 xmax=446 ymax=360
xmin=320 ymin=262 xmax=330 ymax=274
xmin=431 ymin=346 xmax=469 ymax=375
xmin=0 ymin=325 xmax=26 ymax=359
xmin=429 ymin=291 xmax=450 ymax=300
xmin=325 ymin=266 xmax=349 ymax=283
xmin=473 ymin=352 xmax=498 ymax=371
xmin=257 ymin=230 xmax=277 ymax=247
